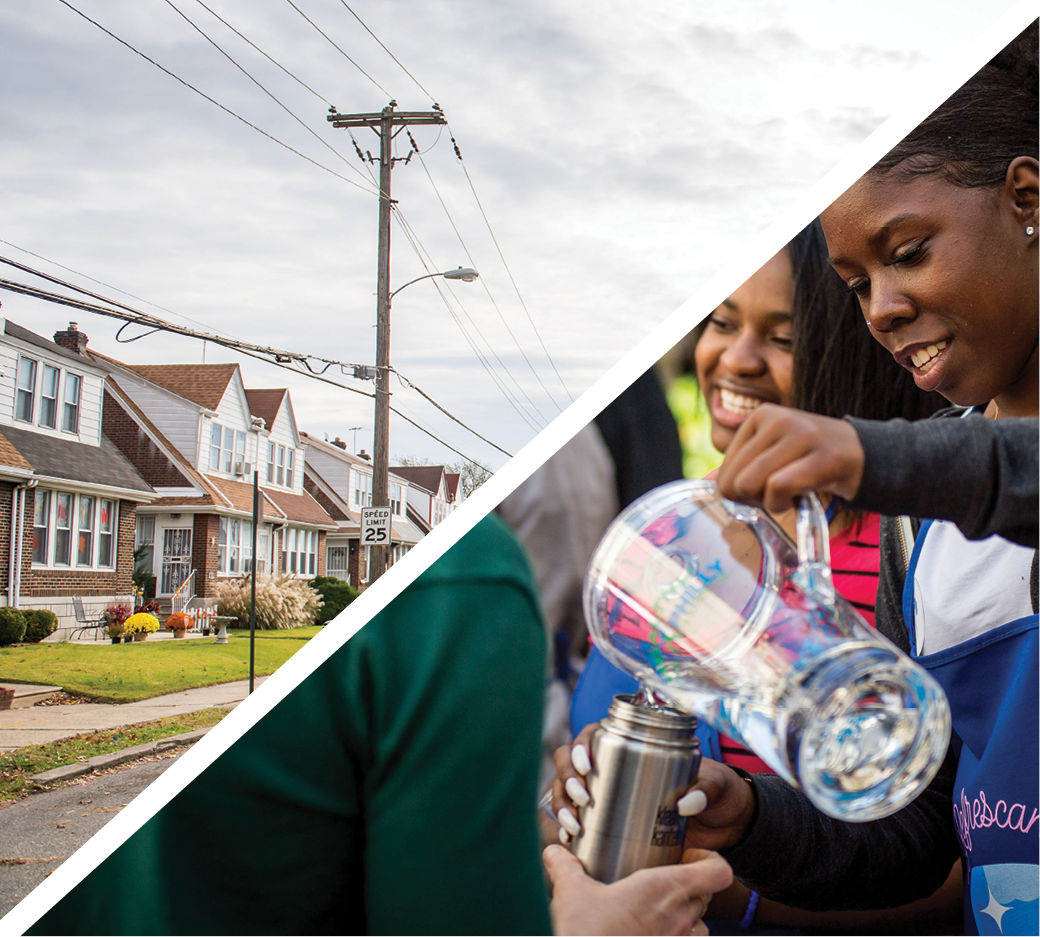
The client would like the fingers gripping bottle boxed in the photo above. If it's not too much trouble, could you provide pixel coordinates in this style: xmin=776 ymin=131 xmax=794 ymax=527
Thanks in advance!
xmin=569 ymin=691 xmax=701 ymax=883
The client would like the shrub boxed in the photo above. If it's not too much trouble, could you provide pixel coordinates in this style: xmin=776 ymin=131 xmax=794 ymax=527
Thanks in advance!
xmin=123 ymin=613 xmax=160 ymax=635
xmin=135 ymin=600 xmax=161 ymax=617
xmin=0 ymin=608 xmax=27 ymax=646
xmin=214 ymin=574 xmax=322 ymax=630
xmin=309 ymin=577 xmax=359 ymax=624
xmin=165 ymin=612 xmax=190 ymax=632
xmin=22 ymin=609 xmax=58 ymax=643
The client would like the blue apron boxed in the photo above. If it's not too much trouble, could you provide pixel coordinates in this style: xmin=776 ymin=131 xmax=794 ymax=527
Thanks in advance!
xmin=904 ymin=520 xmax=1039 ymax=936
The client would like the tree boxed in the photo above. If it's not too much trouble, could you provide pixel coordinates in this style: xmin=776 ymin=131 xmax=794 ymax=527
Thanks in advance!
xmin=391 ymin=455 xmax=492 ymax=498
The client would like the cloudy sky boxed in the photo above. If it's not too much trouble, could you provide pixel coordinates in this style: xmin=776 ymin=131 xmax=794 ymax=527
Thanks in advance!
xmin=0 ymin=0 xmax=1021 ymax=469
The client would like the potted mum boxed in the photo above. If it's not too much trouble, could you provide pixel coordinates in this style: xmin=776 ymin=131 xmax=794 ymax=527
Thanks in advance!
xmin=104 ymin=604 xmax=132 ymax=644
xmin=165 ymin=612 xmax=190 ymax=639
xmin=123 ymin=612 xmax=160 ymax=642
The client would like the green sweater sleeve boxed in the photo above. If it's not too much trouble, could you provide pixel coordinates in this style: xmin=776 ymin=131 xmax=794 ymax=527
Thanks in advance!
xmin=29 ymin=517 xmax=552 ymax=936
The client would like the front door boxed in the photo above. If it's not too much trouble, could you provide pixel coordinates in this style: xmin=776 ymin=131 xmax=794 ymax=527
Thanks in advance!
xmin=160 ymin=528 xmax=193 ymax=595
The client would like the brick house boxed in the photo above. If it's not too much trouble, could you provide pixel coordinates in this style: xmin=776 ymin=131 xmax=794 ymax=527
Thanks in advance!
xmin=302 ymin=434 xmax=423 ymax=587
xmin=44 ymin=325 xmax=337 ymax=610
xmin=1 ymin=318 xmax=155 ymax=636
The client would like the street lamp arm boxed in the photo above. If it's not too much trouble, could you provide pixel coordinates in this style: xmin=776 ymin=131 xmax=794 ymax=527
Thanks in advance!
xmin=389 ymin=267 xmax=478 ymax=301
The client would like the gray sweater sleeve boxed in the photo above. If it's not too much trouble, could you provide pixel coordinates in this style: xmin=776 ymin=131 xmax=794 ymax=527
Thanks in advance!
xmin=847 ymin=414 xmax=1038 ymax=548
xmin=721 ymin=538 xmax=962 ymax=910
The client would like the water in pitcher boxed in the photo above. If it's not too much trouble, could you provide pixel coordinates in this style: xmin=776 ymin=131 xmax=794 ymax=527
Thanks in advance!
xmin=584 ymin=480 xmax=949 ymax=821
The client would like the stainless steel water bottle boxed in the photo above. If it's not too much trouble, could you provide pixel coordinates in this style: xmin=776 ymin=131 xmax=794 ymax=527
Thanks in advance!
xmin=569 ymin=693 xmax=701 ymax=883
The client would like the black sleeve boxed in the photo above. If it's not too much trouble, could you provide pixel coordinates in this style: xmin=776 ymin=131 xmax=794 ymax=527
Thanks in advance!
xmin=847 ymin=415 xmax=1038 ymax=548
xmin=722 ymin=518 xmax=962 ymax=910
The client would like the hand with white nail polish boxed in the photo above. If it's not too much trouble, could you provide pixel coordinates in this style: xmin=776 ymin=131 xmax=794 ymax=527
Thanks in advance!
xmin=679 ymin=758 xmax=759 ymax=853
xmin=550 ymin=723 xmax=599 ymax=841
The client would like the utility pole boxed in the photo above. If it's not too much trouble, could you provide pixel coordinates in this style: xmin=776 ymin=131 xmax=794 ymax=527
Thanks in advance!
xmin=328 ymin=101 xmax=446 ymax=581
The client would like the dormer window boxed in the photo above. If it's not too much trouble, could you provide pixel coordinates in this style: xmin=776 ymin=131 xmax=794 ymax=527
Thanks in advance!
xmin=40 ymin=366 xmax=59 ymax=429
xmin=209 ymin=422 xmax=245 ymax=475
xmin=15 ymin=357 xmax=37 ymax=422
xmin=62 ymin=372 xmax=81 ymax=433
xmin=286 ymin=449 xmax=295 ymax=488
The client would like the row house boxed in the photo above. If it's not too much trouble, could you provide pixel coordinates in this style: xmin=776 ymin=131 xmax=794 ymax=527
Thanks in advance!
xmin=389 ymin=464 xmax=464 ymax=531
xmin=302 ymin=435 xmax=423 ymax=587
xmin=35 ymin=324 xmax=338 ymax=612
xmin=1 ymin=318 xmax=155 ymax=636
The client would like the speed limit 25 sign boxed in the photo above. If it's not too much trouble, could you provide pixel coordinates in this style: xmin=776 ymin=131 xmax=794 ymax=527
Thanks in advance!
xmin=360 ymin=507 xmax=391 ymax=545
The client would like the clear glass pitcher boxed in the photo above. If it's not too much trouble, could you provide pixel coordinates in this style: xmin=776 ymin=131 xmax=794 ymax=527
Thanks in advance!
xmin=583 ymin=479 xmax=951 ymax=821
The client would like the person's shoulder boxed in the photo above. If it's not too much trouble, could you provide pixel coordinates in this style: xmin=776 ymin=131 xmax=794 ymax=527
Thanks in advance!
xmin=416 ymin=513 xmax=538 ymax=594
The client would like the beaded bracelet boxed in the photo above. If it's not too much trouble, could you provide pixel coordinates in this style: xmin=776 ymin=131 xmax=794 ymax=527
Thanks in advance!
xmin=739 ymin=889 xmax=760 ymax=929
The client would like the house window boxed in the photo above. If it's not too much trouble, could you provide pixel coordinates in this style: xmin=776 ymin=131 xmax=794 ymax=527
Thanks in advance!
xmin=390 ymin=483 xmax=403 ymax=515
xmin=286 ymin=449 xmax=295 ymax=488
xmin=15 ymin=357 xmax=37 ymax=422
xmin=32 ymin=490 xmax=116 ymax=569
xmin=210 ymin=424 xmax=222 ymax=472
xmin=98 ymin=500 xmax=116 ymax=567
xmin=54 ymin=492 xmax=73 ymax=565
xmin=354 ymin=472 xmax=372 ymax=507
xmin=276 ymin=446 xmax=285 ymax=485
xmin=40 ymin=365 xmax=59 ymax=429
xmin=266 ymin=442 xmax=276 ymax=484
xmin=218 ymin=516 xmax=253 ymax=574
xmin=32 ymin=490 xmax=50 ymax=564
xmin=222 ymin=427 xmax=235 ymax=472
xmin=77 ymin=496 xmax=95 ymax=566
xmin=62 ymin=372 xmax=81 ymax=433
xmin=234 ymin=431 xmax=246 ymax=473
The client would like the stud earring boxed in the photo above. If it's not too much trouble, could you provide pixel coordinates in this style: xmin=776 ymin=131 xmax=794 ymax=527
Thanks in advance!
xmin=1028 ymin=226 xmax=1036 ymax=236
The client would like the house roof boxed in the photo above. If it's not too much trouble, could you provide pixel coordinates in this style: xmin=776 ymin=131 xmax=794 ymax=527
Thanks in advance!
xmin=406 ymin=504 xmax=431 ymax=535
xmin=3 ymin=320 xmax=106 ymax=371
xmin=261 ymin=486 xmax=338 ymax=528
xmin=390 ymin=465 xmax=445 ymax=495
xmin=121 ymin=363 xmax=239 ymax=411
xmin=0 ymin=430 xmax=33 ymax=472
xmin=0 ymin=424 xmax=153 ymax=496
xmin=445 ymin=473 xmax=461 ymax=500
xmin=244 ymin=388 xmax=287 ymax=430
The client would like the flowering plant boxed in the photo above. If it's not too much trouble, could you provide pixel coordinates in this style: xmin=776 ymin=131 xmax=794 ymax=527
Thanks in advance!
xmin=165 ymin=612 xmax=190 ymax=632
xmin=122 ymin=613 xmax=160 ymax=635
xmin=104 ymin=604 xmax=132 ymax=626
xmin=135 ymin=600 xmax=161 ymax=616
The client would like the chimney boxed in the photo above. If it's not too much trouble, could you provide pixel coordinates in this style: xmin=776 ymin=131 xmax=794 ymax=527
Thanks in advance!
xmin=53 ymin=322 xmax=89 ymax=355
xmin=332 ymin=437 xmax=347 ymax=450
xmin=357 ymin=449 xmax=371 ymax=461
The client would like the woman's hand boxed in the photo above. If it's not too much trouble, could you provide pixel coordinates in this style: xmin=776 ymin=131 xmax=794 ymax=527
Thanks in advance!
xmin=550 ymin=724 xmax=598 ymax=844
xmin=716 ymin=404 xmax=865 ymax=514
xmin=543 ymin=845 xmax=733 ymax=936
xmin=553 ymin=724 xmax=757 ymax=852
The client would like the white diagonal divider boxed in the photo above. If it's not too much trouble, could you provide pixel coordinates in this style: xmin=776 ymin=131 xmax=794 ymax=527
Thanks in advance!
xmin=2 ymin=0 xmax=1035 ymax=931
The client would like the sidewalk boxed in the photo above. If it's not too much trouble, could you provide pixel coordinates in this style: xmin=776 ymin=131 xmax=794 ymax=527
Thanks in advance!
xmin=0 ymin=677 xmax=267 ymax=752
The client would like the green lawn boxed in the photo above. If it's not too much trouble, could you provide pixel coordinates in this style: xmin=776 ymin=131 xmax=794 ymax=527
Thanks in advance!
xmin=0 ymin=627 xmax=322 ymax=703
xmin=0 ymin=708 xmax=228 ymax=801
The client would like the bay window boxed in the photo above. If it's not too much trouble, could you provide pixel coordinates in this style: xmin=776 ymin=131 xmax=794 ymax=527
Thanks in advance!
xmin=31 ymin=489 xmax=117 ymax=569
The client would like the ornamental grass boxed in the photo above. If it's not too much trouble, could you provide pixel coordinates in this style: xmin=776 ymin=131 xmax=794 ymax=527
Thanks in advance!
xmin=213 ymin=574 xmax=322 ymax=630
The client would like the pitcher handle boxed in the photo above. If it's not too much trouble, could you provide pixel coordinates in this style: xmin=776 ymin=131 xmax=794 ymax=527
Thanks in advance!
xmin=795 ymin=492 xmax=835 ymax=602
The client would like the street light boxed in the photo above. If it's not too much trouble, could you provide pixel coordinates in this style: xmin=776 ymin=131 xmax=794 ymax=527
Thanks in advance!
xmin=367 ymin=265 xmax=479 ymax=583
xmin=389 ymin=267 xmax=479 ymax=301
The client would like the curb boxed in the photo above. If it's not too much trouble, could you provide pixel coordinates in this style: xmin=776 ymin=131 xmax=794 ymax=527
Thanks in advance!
xmin=28 ymin=728 xmax=210 ymax=786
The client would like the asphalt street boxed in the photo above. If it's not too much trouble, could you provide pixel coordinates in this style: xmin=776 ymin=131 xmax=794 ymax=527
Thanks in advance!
xmin=0 ymin=752 xmax=180 ymax=920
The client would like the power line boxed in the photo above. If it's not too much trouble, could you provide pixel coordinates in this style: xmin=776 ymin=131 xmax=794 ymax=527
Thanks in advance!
xmin=390 ymin=208 xmax=546 ymax=432
xmin=411 ymin=143 xmax=563 ymax=414
xmin=0 ymin=272 xmax=495 ymax=470
xmin=162 ymin=0 xmax=373 ymax=187
xmin=335 ymin=0 xmax=435 ymax=101
xmin=447 ymin=124 xmax=574 ymax=402
xmin=0 ymin=253 xmax=508 ymax=457
xmin=54 ymin=0 xmax=379 ymax=196
xmin=190 ymin=0 xmax=331 ymax=105
xmin=282 ymin=0 xmax=393 ymax=99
